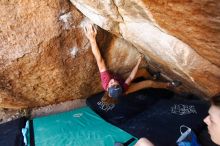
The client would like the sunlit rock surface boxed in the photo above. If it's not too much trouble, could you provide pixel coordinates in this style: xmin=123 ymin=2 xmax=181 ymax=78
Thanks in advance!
xmin=70 ymin=0 xmax=220 ymax=97
xmin=0 ymin=0 xmax=140 ymax=108
xmin=1 ymin=0 xmax=220 ymax=109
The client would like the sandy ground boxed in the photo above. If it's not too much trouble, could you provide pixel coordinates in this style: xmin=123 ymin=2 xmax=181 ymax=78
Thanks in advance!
xmin=0 ymin=99 xmax=86 ymax=124
xmin=31 ymin=99 xmax=86 ymax=118
xmin=0 ymin=108 xmax=27 ymax=124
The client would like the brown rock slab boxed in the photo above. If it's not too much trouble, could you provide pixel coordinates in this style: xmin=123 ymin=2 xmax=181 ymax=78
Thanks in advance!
xmin=70 ymin=0 xmax=220 ymax=98
xmin=0 ymin=0 xmax=141 ymax=109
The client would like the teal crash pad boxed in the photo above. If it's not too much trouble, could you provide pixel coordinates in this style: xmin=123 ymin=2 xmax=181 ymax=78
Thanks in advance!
xmin=33 ymin=106 xmax=137 ymax=146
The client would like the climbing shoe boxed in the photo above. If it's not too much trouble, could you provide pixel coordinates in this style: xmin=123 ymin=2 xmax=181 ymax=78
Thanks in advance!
xmin=168 ymin=80 xmax=182 ymax=88
xmin=152 ymin=72 xmax=161 ymax=80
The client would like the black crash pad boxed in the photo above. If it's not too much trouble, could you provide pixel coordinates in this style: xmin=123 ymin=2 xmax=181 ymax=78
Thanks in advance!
xmin=0 ymin=117 xmax=26 ymax=146
xmin=86 ymin=88 xmax=209 ymax=146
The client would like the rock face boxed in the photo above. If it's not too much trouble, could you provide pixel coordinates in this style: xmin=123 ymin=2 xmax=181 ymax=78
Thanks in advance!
xmin=1 ymin=0 xmax=220 ymax=109
xmin=70 ymin=0 xmax=220 ymax=97
xmin=0 ymin=0 xmax=140 ymax=108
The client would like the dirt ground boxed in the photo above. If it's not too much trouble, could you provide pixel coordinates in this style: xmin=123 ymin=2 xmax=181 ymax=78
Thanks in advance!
xmin=0 ymin=99 xmax=86 ymax=124
xmin=0 ymin=108 xmax=26 ymax=124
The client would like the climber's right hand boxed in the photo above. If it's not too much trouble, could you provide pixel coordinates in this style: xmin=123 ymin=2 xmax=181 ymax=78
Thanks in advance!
xmin=84 ymin=24 xmax=97 ymax=41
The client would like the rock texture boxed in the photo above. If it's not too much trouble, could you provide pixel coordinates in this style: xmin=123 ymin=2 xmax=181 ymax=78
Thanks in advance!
xmin=1 ymin=0 xmax=220 ymax=109
xmin=0 ymin=0 xmax=140 ymax=108
xmin=71 ymin=0 xmax=220 ymax=97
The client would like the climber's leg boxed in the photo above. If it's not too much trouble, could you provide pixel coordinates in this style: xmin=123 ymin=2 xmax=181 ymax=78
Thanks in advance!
xmin=125 ymin=80 xmax=168 ymax=95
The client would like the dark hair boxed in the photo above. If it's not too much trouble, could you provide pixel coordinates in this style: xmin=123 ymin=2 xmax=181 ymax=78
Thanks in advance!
xmin=211 ymin=93 xmax=220 ymax=107
xmin=101 ymin=92 xmax=119 ymax=104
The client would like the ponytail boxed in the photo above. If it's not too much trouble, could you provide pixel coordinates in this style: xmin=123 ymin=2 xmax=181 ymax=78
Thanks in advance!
xmin=101 ymin=92 xmax=119 ymax=104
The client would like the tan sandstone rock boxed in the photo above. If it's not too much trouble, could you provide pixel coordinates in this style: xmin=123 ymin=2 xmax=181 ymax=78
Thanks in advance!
xmin=1 ymin=0 xmax=220 ymax=110
xmin=0 ymin=0 xmax=140 ymax=108
xmin=70 ymin=0 xmax=220 ymax=98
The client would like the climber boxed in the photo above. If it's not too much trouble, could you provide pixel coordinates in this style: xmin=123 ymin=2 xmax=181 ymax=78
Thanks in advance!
xmin=84 ymin=24 xmax=179 ymax=104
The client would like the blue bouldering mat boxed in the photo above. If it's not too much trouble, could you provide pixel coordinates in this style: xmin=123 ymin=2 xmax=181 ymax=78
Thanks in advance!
xmin=32 ymin=106 xmax=137 ymax=146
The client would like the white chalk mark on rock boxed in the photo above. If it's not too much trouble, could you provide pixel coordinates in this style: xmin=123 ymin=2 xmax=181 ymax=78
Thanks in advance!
xmin=59 ymin=12 xmax=72 ymax=30
xmin=70 ymin=47 xmax=79 ymax=58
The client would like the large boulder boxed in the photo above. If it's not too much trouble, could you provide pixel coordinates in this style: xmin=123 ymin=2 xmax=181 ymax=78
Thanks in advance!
xmin=1 ymin=0 xmax=220 ymax=109
xmin=0 ymin=0 xmax=140 ymax=108
xmin=70 ymin=0 xmax=220 ymax=97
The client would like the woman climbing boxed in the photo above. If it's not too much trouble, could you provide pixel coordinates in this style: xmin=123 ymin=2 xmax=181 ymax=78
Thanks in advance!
xmin=84 ymin=24 xmax=179 ymax=104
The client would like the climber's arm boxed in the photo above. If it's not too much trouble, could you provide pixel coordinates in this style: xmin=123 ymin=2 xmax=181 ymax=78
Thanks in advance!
xmin=84 ymin=24 xmax=107 ymax=72
xmin=90 ymin=40 xmax=107 ymax=72
xmin=125 ymin=56 xmax=142 ymax=85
